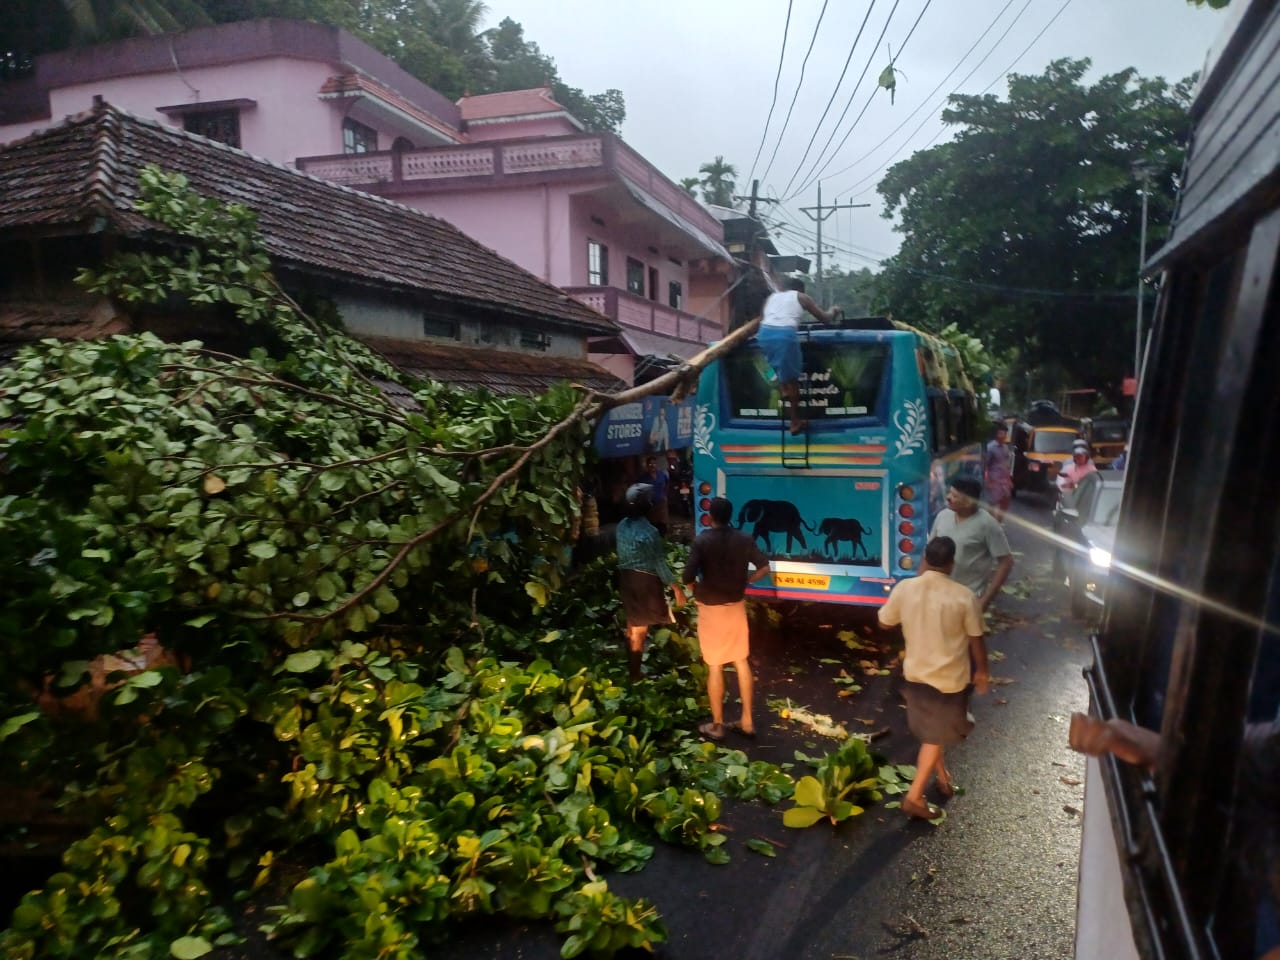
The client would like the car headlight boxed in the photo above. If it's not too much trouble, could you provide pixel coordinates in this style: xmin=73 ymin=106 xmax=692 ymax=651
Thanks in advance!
xmin=1088 ymin=546 xmax=1112 ymax=569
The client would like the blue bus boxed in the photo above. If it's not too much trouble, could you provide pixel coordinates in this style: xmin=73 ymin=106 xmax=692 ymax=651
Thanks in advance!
xmin=690 ymin=317 xmax=984 ymax=607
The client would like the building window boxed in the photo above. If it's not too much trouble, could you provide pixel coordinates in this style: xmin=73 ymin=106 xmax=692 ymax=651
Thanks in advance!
xmin=343 ymin=118 xmax=378 ymax=154
xmin=520 ymin=330 xmax=552 ymax=351
xmin=184 ymin=110 xmax=240 ymax=148
xmin=626 ymin=257 xmax=645 ymax=296
xmin=423 ymin=315 xmax=458 ymax=339
xmin=669 ymin=281 xmax=683 ymax=310
xmin=588 ymin=240 xmax=609 ymax=286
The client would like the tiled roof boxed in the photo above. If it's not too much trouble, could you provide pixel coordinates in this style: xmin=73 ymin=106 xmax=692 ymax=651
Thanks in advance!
xmin=458 ymin=88 xmax=572 ymax=122
xmin=0 ymin=103 xmax=615 ymax=335
xmin=361 ymin=335 xmax=625 ymax=396
xmin=0 ymin=299 xmax=130 ymax=346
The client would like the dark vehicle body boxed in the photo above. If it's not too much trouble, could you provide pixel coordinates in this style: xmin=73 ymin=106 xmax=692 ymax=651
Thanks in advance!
xmin=1051 ymin=470 xmax=1123 ymax=620
xmin=1083 ymin=417 xmax=1129 ymax=469
xmin=1075 ymin=3 xmax=1280 ymax=958
xmin=1010 ymin=421 xmax=1080 ymax=497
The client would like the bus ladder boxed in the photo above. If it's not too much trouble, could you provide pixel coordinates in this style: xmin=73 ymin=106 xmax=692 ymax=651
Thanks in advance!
xmin=780 ymin=416 xmax=810 ymax=468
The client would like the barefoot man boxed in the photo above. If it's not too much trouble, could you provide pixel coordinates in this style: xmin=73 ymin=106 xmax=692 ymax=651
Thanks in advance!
xmin=759 ymin=278 xmax=841 ymax=435
xmin=681 ymin=497 xmax=771 ymax=740
xmin=879 ymin=536 xmax=990 ymax=820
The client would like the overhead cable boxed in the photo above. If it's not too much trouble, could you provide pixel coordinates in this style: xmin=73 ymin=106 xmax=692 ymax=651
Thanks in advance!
xmin=786 ymin=0 xmax=933 ymax=200
xmin=744 ymin=0 xmax=795 ymax=189
xmin=758 ymin=0 xmax=832 ymax=186
xmin=773 ymin=0 xmax=880 ymax=199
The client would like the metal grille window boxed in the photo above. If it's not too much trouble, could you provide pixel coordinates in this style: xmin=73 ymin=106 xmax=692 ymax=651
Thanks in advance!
xmin=184 ymin=110 xmax=240 ymax=148
xmin=422 ymin=316 xmax=458 ymax=339
xmin=668 ymin=281 xmax=683 ymax=310
xmin=626 ymin=257 xmax=645 ymax=296
xmin=587 ymin=241 xmax=608 ymax=286
xmin=343 ymin=118 xmax=378 ymax=154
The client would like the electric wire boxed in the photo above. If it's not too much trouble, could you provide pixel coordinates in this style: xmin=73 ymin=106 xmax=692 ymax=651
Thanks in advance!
xmin=765 ymin=217 xmax=1136 ymax=301
xmin=791 ymin=0 xmax=1019 ymax=201
xmin=786 ymin=0 xmax=932 ymax=201
xmin=744 ymin=0 xmax=795 ymax=189
xmin=758 ymin=0 xmax=832 ymax=186
xmin=773 ymin=0 xmax=880 ymax=200
xmin=824 ymin=0 xmax=1038 ymax=198
xmin=843 ymin=0 xmax=1075 ymax=200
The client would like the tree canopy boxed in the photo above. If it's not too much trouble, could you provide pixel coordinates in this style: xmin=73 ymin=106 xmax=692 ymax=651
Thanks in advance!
xmin=873 ymin=58 xmax=1194 ymax=405
xmin=2 ymin=0 xmax=627 ymax=132
xmin=697 ymin=156 xmax=738 ymax=208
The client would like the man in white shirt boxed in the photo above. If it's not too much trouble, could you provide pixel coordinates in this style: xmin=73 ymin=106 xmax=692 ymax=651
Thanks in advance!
xmin=758 ymin=277 xmax=840 ymax=435
xmin=879 ymin=536 xmax=990 ymax=820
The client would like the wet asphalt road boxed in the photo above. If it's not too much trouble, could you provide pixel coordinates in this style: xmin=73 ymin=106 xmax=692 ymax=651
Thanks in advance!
xmin=440 ymin=494 xmax=1093 ymax=959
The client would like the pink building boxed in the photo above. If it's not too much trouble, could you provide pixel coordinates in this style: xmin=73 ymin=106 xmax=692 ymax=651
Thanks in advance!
xmin=0 ymin=19 xmax=739 ymax=384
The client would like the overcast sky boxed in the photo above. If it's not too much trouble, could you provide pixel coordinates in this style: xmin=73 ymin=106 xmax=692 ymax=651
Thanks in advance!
xmin=482 ymin=0 xmax=1229 ymax=271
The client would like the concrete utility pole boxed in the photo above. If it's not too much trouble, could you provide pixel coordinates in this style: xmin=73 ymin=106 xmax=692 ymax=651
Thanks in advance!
xmin=799 ymin=183 xmax=870 ymax=307
xmin=732 ymin=179 xmax=780 ymax=221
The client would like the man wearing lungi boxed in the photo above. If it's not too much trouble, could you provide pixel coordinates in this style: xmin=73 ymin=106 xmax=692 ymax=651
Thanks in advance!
xmin=878 ymin=536 xmax=991 ymax=820
xmin=681 ymin=497 xmax=771 ymax=740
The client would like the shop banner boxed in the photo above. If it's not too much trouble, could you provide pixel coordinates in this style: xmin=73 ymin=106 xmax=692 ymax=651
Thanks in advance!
xmin=594 ymin=396 xmax=694 ymax=458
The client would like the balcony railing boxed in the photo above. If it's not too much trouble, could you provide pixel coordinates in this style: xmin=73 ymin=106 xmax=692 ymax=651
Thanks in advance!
xmin=565 ymin=286 xmax=721 ymax=347
xmin=296 ymin=133 xmax=723 ymax=241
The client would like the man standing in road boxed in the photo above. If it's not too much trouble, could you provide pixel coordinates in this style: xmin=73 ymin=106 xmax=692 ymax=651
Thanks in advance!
xmin=681 ymin=497 xmax=771 ymax=741
xmin=879 ymin=536 xmax=990 ymax=820
xmin=930 ymin=476 xmax=1014 ymax=611
xmin=759 ymin=278 xmax=842 ymax=435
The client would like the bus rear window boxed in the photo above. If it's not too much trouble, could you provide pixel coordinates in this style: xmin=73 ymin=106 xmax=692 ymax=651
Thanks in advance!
xmin=723 ymin=341 xmax=889 ymax=422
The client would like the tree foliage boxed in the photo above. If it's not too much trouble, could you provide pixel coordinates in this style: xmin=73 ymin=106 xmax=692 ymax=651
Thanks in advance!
xmin=697 ymin=156 xmax=738 ymax=208
xmin=874 ymin=59 xmax=1194 ymax=404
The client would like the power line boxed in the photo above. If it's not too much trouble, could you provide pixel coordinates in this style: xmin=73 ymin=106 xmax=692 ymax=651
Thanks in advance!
xmin=744 ymin=0 xmax=795 ymax=189
xmin=758 ymin=0 xmax=831 ymax=186
xmin=842 ymin=0 xmax=1075 ymax=200
xmin=766 ymin=219 xmax=1137 ymax=302
xmin=773 ymin=0 xmax=880 ymax=200
xmin=787 ymin=0 xmax=931 ymax=200
xmin=825 ymin=0 xmax=1037 ymax=198
xmin=792 ymin=0 xmax=1019 ymax=198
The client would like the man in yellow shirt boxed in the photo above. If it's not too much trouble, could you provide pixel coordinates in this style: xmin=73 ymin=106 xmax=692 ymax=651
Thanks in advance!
xmin=879 ymin=536 xmax=991 ymax=820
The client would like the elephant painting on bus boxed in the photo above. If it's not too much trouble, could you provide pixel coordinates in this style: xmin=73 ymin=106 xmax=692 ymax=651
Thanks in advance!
xmin=817 ymin=517 xmax=873 ymax=559
xmin=737 ymin=499 xmax=812 ymax=554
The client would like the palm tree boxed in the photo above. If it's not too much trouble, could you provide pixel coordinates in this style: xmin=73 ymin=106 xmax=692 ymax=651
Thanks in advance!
xmin=679 ymin=177 xmax=701 ymax=198
xmin=698 ymin=156 xmax=738 ymax=207
xmin=59 ymin=0 xmax=210 ymax=43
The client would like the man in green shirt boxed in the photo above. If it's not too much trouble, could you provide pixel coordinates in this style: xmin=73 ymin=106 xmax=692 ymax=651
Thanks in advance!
xmin=929 ymin=476 xmax=1013 ymax=611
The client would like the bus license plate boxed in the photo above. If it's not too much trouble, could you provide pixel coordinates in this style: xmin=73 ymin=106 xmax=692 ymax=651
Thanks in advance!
xmin=772 ymin=573 xmax=831 ymax=590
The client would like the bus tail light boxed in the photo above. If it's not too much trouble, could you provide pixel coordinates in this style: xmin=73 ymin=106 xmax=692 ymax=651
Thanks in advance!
xmin=899 ymin=521 xmax=915 ymax=536
xmin=699 ymin=498 xmax=711 ymax=511
xmin=698 ymin=481 xmax=712 ymax=495
xmin=699 ymin=514 xmax=712 ymax=527
xmin=898 ymin=503 xmax=915 ymax=519
xmin=899 ymin=557 xmax=915 ymax=570
xmin=899 ymin=484 xmax=916 ymax=500
xmin=898 ymin=538 xmax=914 ymax=553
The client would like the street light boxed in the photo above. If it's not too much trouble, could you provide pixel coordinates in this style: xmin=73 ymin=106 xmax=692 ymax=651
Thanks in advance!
xmin=1133 ymin=161 xmax=1154 ymax=387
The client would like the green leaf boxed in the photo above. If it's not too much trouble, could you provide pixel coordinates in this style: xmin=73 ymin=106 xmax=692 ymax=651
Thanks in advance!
xmin=129 ymin=670 xmax=163 ymax=688
xmin=283 ymin=650 xmax=324 ymax=673
xmin=184 ymin=614 xmax=216 ymax=628
xmin=792 ymin=775 xmax=825 ymax=809
xmin=782 ymin=806 xmax=826 ymax=829
xmin=0 ymin=711 xmax=41 ymax=741
xmin=292 ymin=591 xmax=310 ymax=607
xmin=525 ymin=581 xmax=548 ymax=608
xmin=745 ymin=838 xmax=777 ymax=857
xmin=248 ymin=541 xmax=278 ymax=560
xmin=170 ymin=935 xmax=213 ymax=958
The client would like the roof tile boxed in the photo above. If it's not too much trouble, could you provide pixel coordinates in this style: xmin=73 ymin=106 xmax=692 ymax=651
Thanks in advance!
xmin=0 ymin=104 xmax=615 ymax=335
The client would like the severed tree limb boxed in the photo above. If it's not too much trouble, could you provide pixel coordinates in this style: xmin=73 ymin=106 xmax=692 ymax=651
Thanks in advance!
xmin=251 ymin=317 xmax=765 ymax=624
